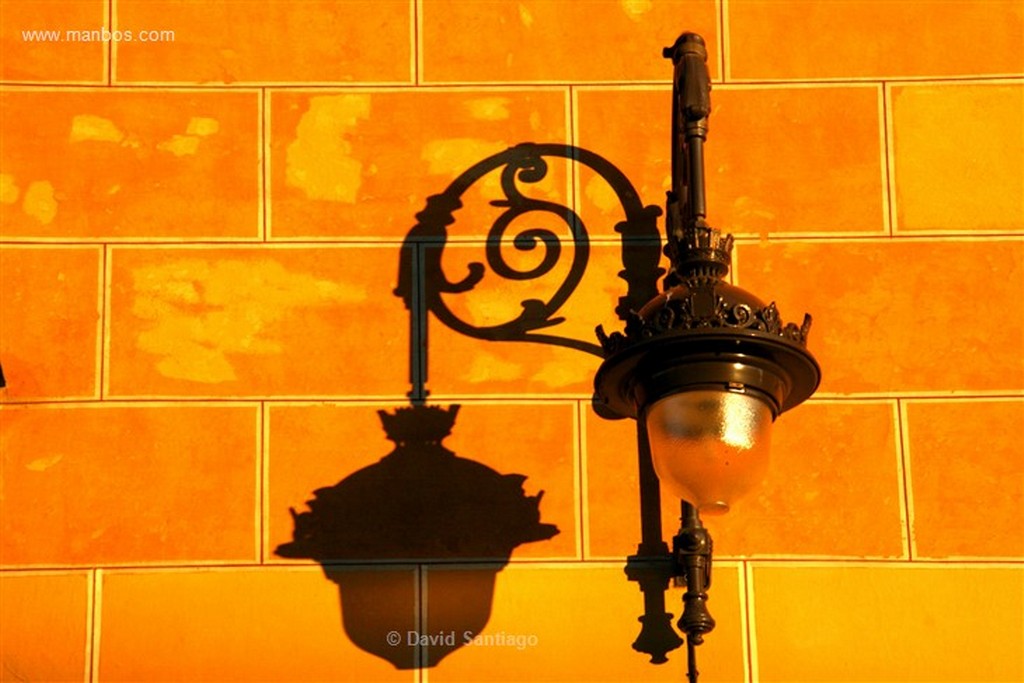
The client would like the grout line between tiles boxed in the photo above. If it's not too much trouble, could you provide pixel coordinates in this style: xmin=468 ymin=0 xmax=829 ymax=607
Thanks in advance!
xmin=4 ymin=75 xmax=1019 ymax=91
xmin=2 ymin=237 xmax=281 ymax=246
xmin=411 ymin=243 xmax=426 ymax=399
xmin=897 ymin=399 xmax=918 ymax=560
xmin=878 ymin=83 xmax=895 ymax=236
xmin=0 ymin=83 xmax=269 ymax=93
xmin=737 ymin=560 xmax=752 ymax=683
xmin=101 ymin=246 xmax=112 ymax=399
xmin=569 ymin=85 xmax=578 ymax=149
xmin=259 ymin=88 xmax=268 ymax=242
xmin=873 ymin=75 xmax=1024 ymax=87
xmin=569 ymin=85 xmax=582 ymax=226
xmin=744 ymin=562 xmax=759 ymax=683
xmin=84 ymin=569 xmax=95 ymax=683
xmin=882 ymin=83 xmax=898 ymax=236
xmin=697 ymin=74 xmax=1024 ymax=86
xmin=566 ymin=83 xmax=582 ymax=283
xmin=258 ymin=402 xmax=267 ymax=564
xmin=5 ymin=232 xmax=1022 ymax=247
xmin=89 ymin=568 xmax=102 ymax=683
xmin=718 ymin=0 xmax=729 ymax=83
xmin=739 ymin=559 xmax=1024 ymax=569
xmin=575 ymin=400 xmax=586 ymax=561
xmin=584 ymin=552 xmax=1024 ymax=563
xmin=731 ymin=234 xmax=1024 ymax=245
xmin=105 ymin=0 xmax=114 ymax=86
xmin=3 ymin=393 xmax=1022 ymax=409
xmin=0 ymin=80 xmax=106 ymax=87
xmin=96 ymin=246 xmax=107 ymax=400
xmin=3 ymin=558 xmax=1020 ymax=575
xmin=892 ymin=399 xmax=912 ymax=560
xmin=418 ymin=564 xmax=427 ymax=674
xmin=0 ymin=399 xmax=264 ymax=410
xmin=413 ymin=0 xmax=421 ymax=86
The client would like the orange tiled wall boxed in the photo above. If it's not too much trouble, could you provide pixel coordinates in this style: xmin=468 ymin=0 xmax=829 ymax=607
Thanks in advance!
xmin=2 ymin=2 xmax=1022 ymax=682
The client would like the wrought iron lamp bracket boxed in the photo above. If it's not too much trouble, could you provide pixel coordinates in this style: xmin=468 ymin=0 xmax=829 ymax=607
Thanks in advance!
xmin=395 ymin=142 xmax=667 ymax=398
xmin=394 ymin=30 xmax=821 ymax=683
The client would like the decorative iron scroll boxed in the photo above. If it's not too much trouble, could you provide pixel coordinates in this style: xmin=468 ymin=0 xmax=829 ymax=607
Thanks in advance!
xmin=396 ymin=143 xmax=664 ymax=397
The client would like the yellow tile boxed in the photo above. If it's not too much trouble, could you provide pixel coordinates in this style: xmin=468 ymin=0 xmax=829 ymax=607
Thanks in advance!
xmin=0 ymin=247 xmax=99 ymax=400
xmin=728 ymin=1 xmax=1024 ymax=80
xmin=906 ymin=399 xmax=1024 ymax=558
xmin=0 ymin=89 xmax=259 ymax=240
xmin=426 ymin=564 xmax=745 ymax=682
xmin=269 ymin=89 xmax=569 ymax=239
xmin=99 ymin=567 xmax=416 ymax=681
xmin=107 ymin=247 xmax=410 ymax=397
xmin=753 ymin=564 xmax=1024 ymax=681
xmin=269 ymin=403 xmax=575 ymax=563
xmin=0 ymin=572 xmax=89 ymax=682
xmin=115 ymin=1 xmax=412 ymax=84
xmin=577 ymin=86 xmax=885 ymax=236
xmin=0 ymin=1 xmax=106 ymax=82
xmin=586 ymin=402 xmax=904 ymax=559
xmin=0 ymin=404 xmax=257 ymax=565
xmin=735 ymin=240 xmax=1024 ymax=394
xmin=422 ymin=0 xmax=719 ymax=83
xmin=707 ymin=401 xmax=903 ymax=557
xmin=893 ymin=83 xmax=1024 ymax=232
xmin=696 ymin=403 xmax=905 ymax=557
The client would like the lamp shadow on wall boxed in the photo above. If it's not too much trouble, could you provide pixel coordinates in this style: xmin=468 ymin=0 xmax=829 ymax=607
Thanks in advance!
xmin=275 ymin=404 xmax=559 ymax=669
xmin=276 ymin=143 xmax=679 ymax=668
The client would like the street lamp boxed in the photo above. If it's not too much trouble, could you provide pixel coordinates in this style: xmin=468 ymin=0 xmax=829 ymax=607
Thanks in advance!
xmin=594 ymin=32 xmax=820 ymax=679
xmin=595 ymin=32 xmax=819 ymax=515
xmin=396 ymin=30 xmax=821 ymax=682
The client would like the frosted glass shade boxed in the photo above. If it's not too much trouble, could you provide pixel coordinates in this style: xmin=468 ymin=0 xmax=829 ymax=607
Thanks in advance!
xmin=645 ymin=390 xmax=773 ymax=515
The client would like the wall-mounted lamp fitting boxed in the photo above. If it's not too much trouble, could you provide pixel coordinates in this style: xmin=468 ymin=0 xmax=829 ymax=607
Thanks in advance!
xmin=395 ymin=30 xmax=821 ymax=683
xmin=595 ymin=32 xmax=820 ymax=514
xmin=594 ymin=32 xmax=821 ymax=679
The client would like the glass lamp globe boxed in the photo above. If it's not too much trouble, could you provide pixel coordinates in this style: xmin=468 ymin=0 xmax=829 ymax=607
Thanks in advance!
xmin=644 ymin=389 xmax=773 ymax=515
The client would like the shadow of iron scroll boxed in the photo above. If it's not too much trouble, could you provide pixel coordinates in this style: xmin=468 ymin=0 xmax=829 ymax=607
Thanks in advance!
xmin=276 ymin=404 xmax=558 ymax=669
xmin=394 ymin=143 xmax=665 ymax=400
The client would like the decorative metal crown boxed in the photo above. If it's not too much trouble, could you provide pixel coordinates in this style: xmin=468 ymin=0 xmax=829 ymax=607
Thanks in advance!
xmin=666 ymin=223 xmax=735 ymax=283
xmin=596 ymin=279 xmax=812 ymax=358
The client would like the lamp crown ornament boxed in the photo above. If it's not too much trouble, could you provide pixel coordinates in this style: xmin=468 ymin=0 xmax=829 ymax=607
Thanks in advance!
xmin=597 ymin=291 xmax=813 ymax=358
xmin=670 ymin=226 xmax=734 ymax=281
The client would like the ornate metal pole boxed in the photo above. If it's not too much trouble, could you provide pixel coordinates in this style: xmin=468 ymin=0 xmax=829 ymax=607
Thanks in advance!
xmin=663 ymin=32 xmax=723 ymax=289
xmin=665 ymin=33 xmax=717 ymax=683
xmin=675 ymin=500 xmax=715 ymax=683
